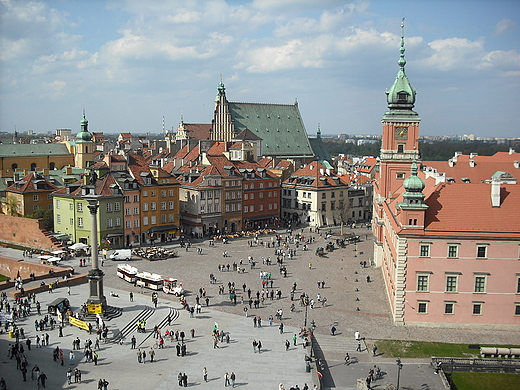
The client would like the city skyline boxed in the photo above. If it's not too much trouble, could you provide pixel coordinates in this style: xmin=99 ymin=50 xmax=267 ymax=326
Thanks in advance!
xmin=1 ymin=0 xmax=519 ymax=138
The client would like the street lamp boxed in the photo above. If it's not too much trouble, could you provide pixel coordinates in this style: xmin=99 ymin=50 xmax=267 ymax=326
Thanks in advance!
xmin=304 ymin=297 xmax=309 ymax=327
xmin=396 ymin=357 xmax=403 ymax=390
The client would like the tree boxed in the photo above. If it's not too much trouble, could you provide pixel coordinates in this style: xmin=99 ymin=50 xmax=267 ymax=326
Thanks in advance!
xmin=5 ymin=195 xmax=20 ymax=217
xmin=335 ymin=198 xmax=352 ymax=226
xmin=28 ymin=208 xmax=54 ymax=231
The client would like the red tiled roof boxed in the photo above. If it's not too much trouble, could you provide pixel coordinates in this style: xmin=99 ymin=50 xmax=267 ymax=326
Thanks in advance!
xmin=184 ymin=123 xmax=211 ymax=140
xmin=284 ymin=161 xmax=349 ymax=187
xmin=172 ymin=144 xmax=190 ymax=159
xmin=6 ymin=172 xmax=58 ymax=193
xmin=423 ymin=151 xmax=520 ymax=183
xmin=422 ymin=182 xmax=520 ymax=236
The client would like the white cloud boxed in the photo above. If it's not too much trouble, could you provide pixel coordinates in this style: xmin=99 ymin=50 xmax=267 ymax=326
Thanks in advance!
xmin=421 ymin=38 xmax=487 ymax=71
xmin=495 ymin=18 xmax=515 ymax=35
xmin=164 ymin=10 xmax=202 ymax=24
xmin=246 ymin=38 xmax=325 ymax=73
xmin=0 ymin=0 xmax=78 ymax=61
xmin=44 ymin=80 xmax=66 ymax=95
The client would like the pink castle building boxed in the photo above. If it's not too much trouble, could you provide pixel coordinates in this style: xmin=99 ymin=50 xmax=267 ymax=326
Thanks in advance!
xmin=372 ymin=23 xmax=520 ymax=328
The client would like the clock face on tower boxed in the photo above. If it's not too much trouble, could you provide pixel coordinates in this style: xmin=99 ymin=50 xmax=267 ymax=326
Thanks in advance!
xmin=395 ymin=126 xmax=408 ymax=140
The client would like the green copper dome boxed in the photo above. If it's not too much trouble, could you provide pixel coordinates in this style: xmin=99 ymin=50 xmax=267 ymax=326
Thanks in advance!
xmin=76 ymin=111 xmax=92 ymax=143
xmin=385 ymin=20 xmax=417 ymax=113
xmin=403 ymin=160 xmax=425 ymax=192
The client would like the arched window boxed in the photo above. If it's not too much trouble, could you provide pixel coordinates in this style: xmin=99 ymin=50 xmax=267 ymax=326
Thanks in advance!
xmin=31 ymin=163 xmax=37 ymax=171
xmin=11 ymin=163 xmax=18 ymax=170
xmin=49 ymin=162 xmax=55 ymax=170
xmin=85 ymin=146 xmax=89 ymax=153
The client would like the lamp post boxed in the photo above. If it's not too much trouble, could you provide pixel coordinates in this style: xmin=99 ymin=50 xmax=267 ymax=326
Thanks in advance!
xmin=83 ymin=191 xmax=107 ymax=310
xmin=304 ymin=299 xmax=309 ymax=327
xmin=396 ymin=357 xmax=403 ymax=390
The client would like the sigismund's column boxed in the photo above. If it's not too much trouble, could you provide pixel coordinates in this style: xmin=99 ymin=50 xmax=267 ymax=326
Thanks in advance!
xmin=83 ymin=189 xmax=107 ymax=310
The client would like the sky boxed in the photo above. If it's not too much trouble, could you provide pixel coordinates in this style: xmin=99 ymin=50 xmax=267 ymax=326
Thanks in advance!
xmin=1 ymin=0 xmax=519 ymax=139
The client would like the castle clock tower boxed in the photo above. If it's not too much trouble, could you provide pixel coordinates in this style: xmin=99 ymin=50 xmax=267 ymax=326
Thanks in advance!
xmin=379 ymin=20 xmax=420 ymax=200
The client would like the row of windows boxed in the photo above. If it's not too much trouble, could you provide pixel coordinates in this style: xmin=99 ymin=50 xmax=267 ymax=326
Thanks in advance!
xmin=417 ymin=301 xmax=520 ymax=316
xmin=56 ymin=215 xmax=121 ymax=228
xmin=200 ymin=204 xmax=221 ymax=214
xmin=243 ymin=191 xmax=278 ymax=200
xmin=125 ymin=220 xmax=140 ymax=228
xmin=419 ymin=244 xmax=489 ymax=259
xmin=243 ymin=182 xmax=275 ymax=189
xmin=142 ymin=214 xmax=175 ymax=225
xmin=142 ymin=202 xmax=175 ymax=212
xmin=416 ymin=273 xmax=520 ymax=293
xmin=201 ymin=191 xmax=220 ymax=200
xmin=244 ymin=203 xmax=278 ymax=213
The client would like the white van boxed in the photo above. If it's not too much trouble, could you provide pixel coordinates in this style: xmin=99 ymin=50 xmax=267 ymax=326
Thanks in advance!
xmin=109 ymin=249 xmax=132 ymax=261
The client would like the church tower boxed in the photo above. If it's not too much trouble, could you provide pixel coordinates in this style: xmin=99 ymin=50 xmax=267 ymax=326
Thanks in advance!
xmin=75 ymin=110 xmax=95 ymax=168
xmin=379 ymin=20 xmax=420 ymax=200
xmin=210 ymin=78 xmax=236 ymax=142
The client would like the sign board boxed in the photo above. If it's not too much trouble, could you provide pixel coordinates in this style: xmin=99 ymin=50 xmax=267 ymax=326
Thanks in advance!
xmin=88 ymin=304 xmax=103 ymax=314
xmin=69 ymin=316 xmax=90 ymax=331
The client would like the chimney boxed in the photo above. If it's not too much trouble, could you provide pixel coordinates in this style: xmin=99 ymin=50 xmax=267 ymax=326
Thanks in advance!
xmin=470 ymin=153 xmax=478 ymax=159
xmin=469 ymin=160 xmax=476 ymax=168
xmin=509 ymin=148 xmax=515 ymax=155
xmin=448 ymin=159 xmax=454 ymax=167
xmin=514 ymin=161 xmax=519 ymax=169
xmin=491 ymin=177 xmax=501 ymax=207
xmin=66 ymin=166 xmax=72 ymax=175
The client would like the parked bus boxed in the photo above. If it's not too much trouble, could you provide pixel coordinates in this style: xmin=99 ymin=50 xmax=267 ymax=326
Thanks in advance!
xmin=116 ymin=264 xmax=138 ymax=283
xmin=135 ymin=271 xmax=163 ymax=290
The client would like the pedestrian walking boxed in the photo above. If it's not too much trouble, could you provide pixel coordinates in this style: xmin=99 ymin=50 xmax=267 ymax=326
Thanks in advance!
xmin=331 ymin=326 xmax=336 ymax=336
xmin=257 ymin=340 xmax=262 ymax=353
xmin=225 ymin=372 xmax=230 ymax=387
xmin=203 ymin=367 xmax=208 ymax=382
xmin=372 ymin=344 xmax=378 ymax=356
xmin=130 ymin=292 xmax=134 ymax=302
xmin=285 ymin=339 xmax=290 ymax=351
xmin=230 ymin=372 xmax=236 ymax=388
xmin=66 ymin=368 xmax=72 ymax=385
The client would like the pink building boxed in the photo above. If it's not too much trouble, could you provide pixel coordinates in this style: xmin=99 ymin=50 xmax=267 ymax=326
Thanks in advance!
xmin=373 ymin=24 xmax=520 ymax=328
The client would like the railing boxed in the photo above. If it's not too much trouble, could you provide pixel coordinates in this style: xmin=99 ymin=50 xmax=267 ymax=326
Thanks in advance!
xmin=432 ymin=357 xmax=520 ymax=374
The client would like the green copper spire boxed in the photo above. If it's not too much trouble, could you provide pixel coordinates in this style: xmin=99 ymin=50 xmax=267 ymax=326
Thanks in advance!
xmin=215 ymin=75 xmax=225 ymax=102
xmin=400 ymin=157 xmax=428 ymax=208
xmin=77 ymin=109 xmax=92 ymax=143
xmin=385 ymin=18 xmax=418 ymax=116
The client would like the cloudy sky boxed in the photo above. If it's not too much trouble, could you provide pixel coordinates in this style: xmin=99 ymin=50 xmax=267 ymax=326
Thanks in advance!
xmin=1 ymin=0 xmax=519 ymax=138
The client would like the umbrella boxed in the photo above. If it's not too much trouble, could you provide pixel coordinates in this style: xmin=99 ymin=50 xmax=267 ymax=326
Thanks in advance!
xmin=51 ymin=250 xmax=66 ymax=255
xmin=69 ymin=243 xmax=88 ymax=250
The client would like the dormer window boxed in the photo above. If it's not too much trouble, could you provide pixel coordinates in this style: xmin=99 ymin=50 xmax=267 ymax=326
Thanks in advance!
xmin=397 ymin=92 xmax=408 ymax=102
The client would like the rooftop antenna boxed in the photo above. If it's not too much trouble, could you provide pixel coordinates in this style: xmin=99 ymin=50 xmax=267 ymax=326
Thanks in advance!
xmin=162 ymin=116 xmax=165 ymax=134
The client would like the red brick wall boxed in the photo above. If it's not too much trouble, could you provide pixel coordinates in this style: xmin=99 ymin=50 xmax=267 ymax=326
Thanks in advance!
xmin=0 ymin=214 xmax=62 ymax=251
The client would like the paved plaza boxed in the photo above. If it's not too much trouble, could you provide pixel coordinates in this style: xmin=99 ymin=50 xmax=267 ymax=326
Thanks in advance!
xmin=1 ymin=227 xmax=519 ymax=389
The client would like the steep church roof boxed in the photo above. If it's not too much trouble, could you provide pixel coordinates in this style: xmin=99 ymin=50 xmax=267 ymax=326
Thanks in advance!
xmin=227 ymin=101 xmax=314 ymax=159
